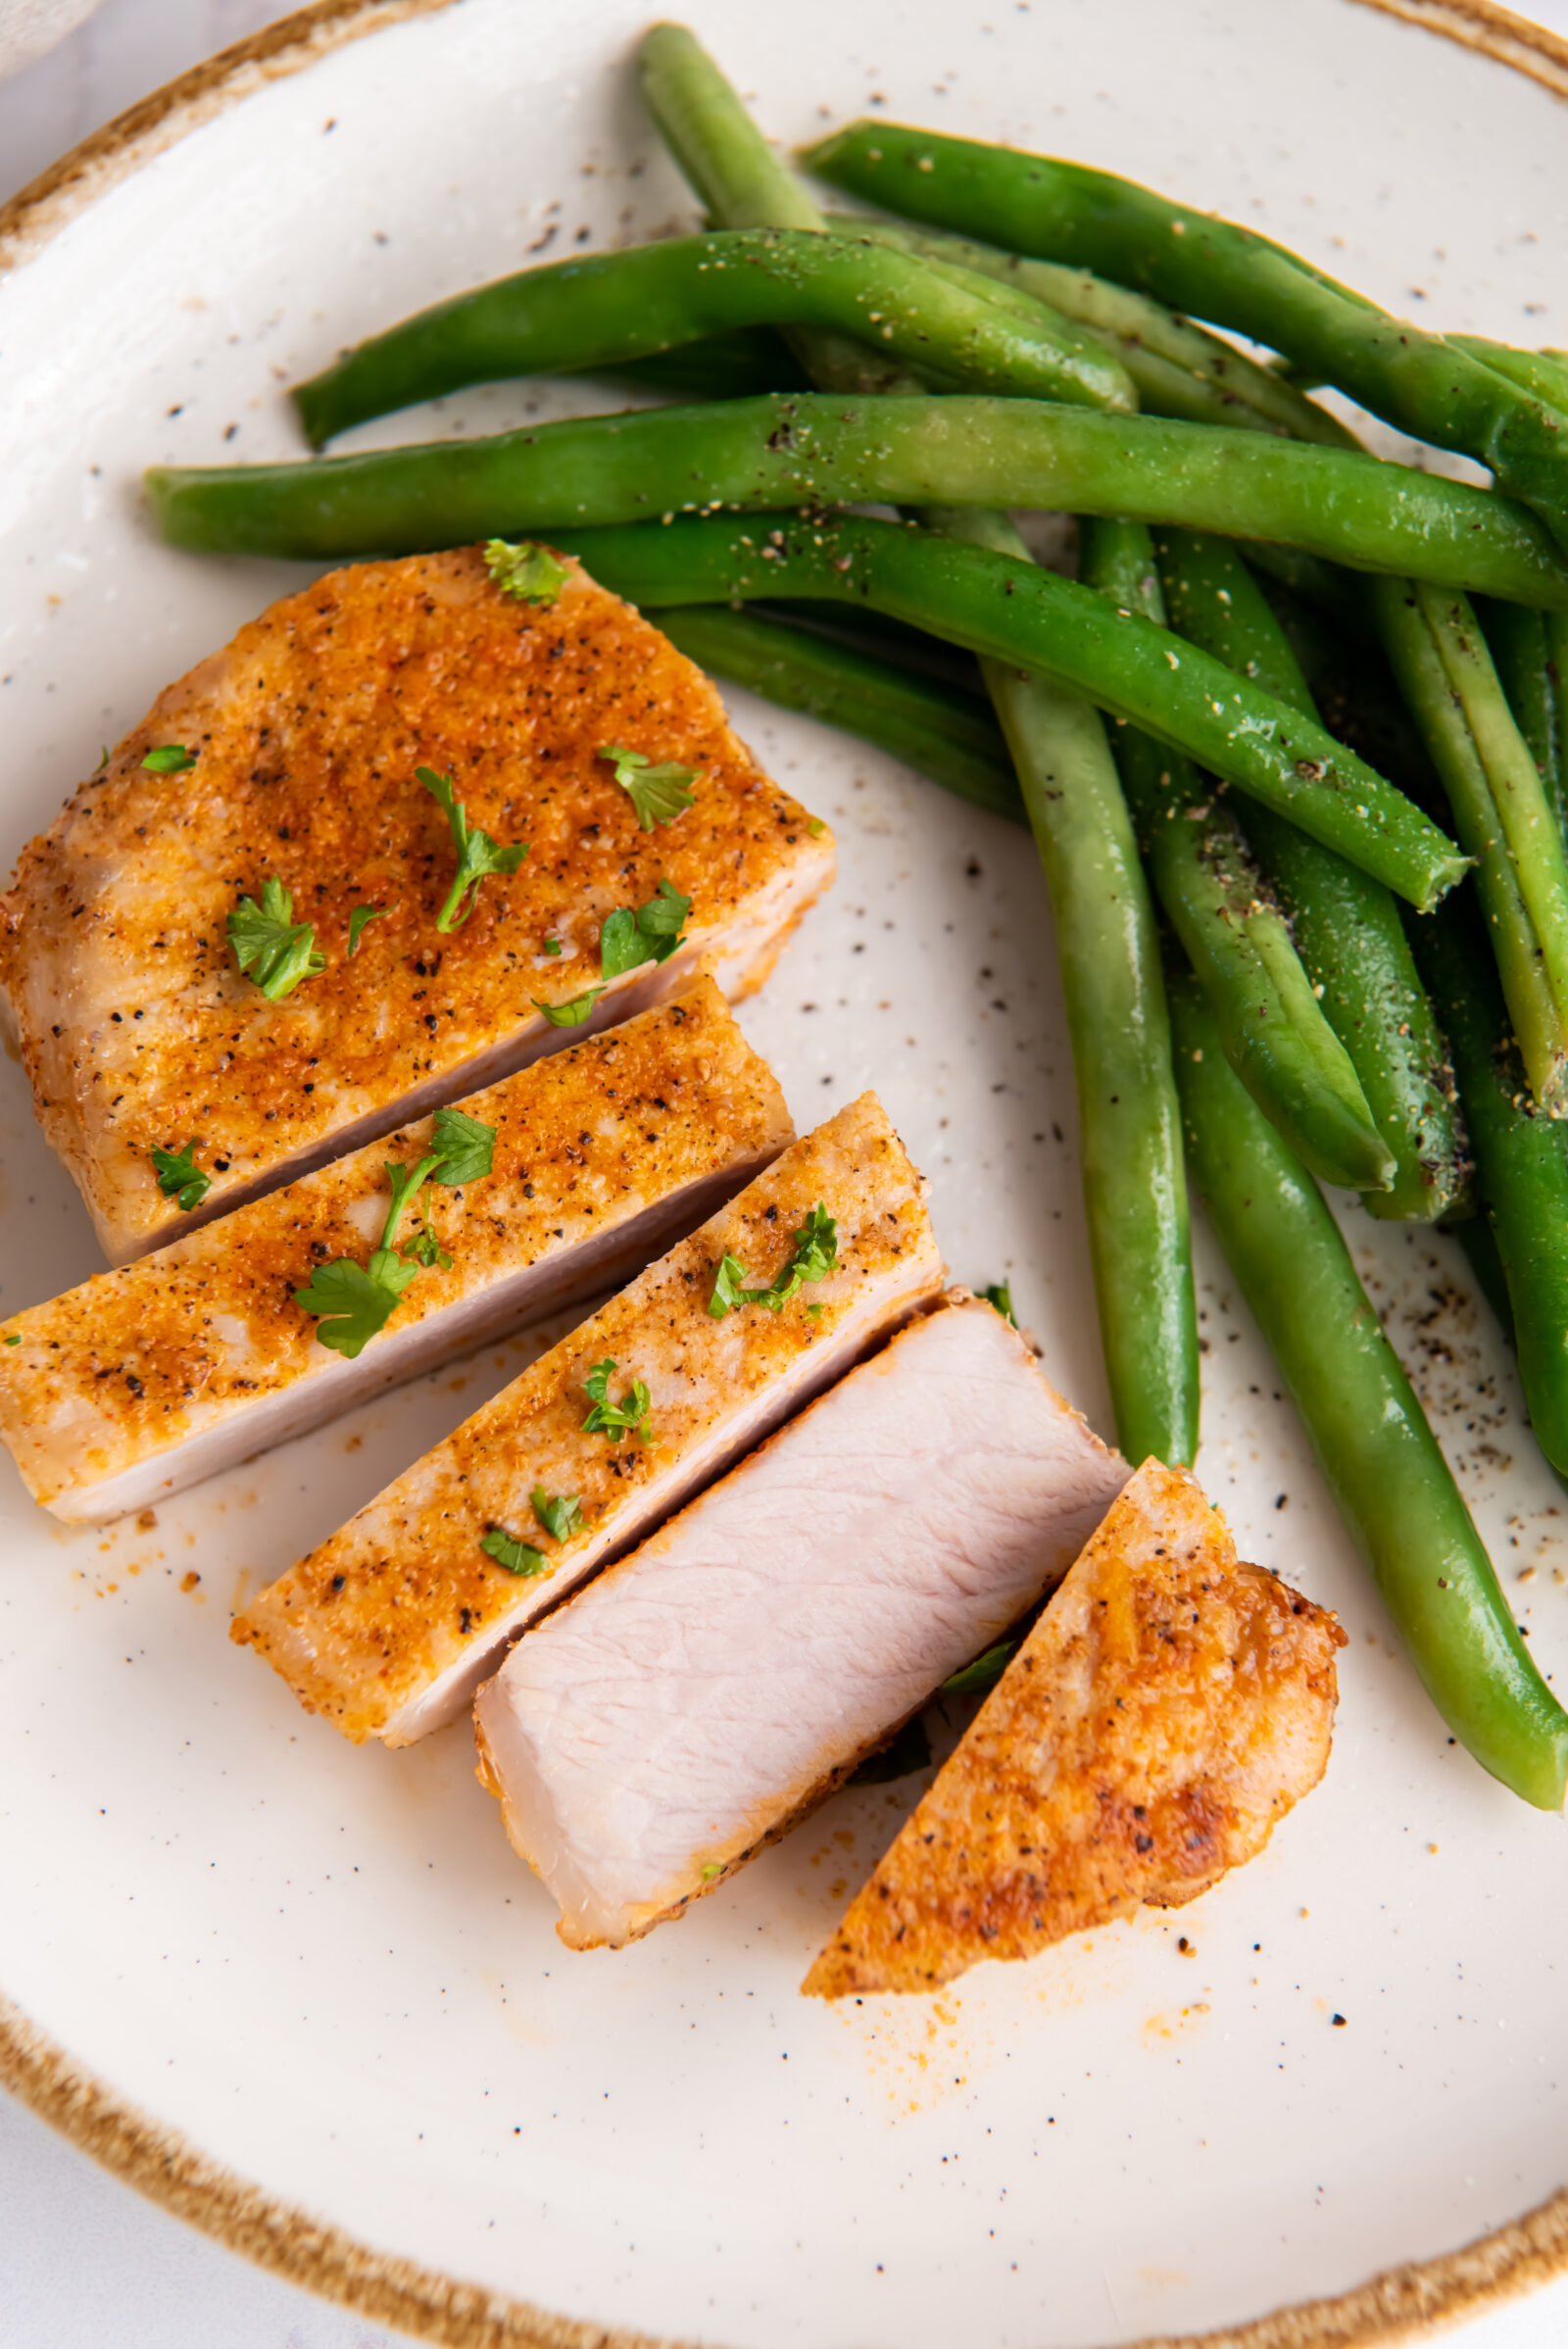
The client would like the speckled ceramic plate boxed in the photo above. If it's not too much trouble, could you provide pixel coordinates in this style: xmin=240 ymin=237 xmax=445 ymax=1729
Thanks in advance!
xmin=3 ymin=2 xmax=1568 ymax=2344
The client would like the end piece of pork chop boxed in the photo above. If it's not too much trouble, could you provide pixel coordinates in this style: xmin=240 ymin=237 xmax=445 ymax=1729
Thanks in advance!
xmin=232 ymin=1092 xmax=941 ymax=1747
xmin=804 ymin=1457 xmax=1346 ymax=1998
xmin=0 ymin=975 xmax=788 ymax=1525
xmin=0 ymin=546 xmax=833 ymax=1264
xmin=473 ymin=1291 xmax=1129 ymax=1952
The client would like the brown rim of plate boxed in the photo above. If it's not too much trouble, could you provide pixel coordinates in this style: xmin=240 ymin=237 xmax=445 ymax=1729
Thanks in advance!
xmin=1 ymin=0 xmax=1566 ymax=2342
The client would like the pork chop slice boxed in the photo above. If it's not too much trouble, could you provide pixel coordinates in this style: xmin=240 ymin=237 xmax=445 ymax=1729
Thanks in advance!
xmin=473 ymin=1292 xmax=1129 ymax=1951
xmin=0 ymin=975 xmax=787 ymax=1525
xmin=0 ymin=545 xmax=832 ymax=1264
xmin=232 ymin=1092 xmax=940 ymax=1746
xmin=804 ymin=1458 xmax=1346 ymax=1998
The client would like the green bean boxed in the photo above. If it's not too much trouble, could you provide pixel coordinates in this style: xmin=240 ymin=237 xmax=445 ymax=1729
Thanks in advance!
xmin=148 ymin=391 xmax=1568 ymax=609
xmin=918 ymin=504 xmax=1198 ymax=1465
xmin=1081 ymin=516 xmax=1393 ymax=1192
xmin=1476 ymin=597 xmax=1566 ymax=843
xmin=834 ymin=216 xmax=1350 ymax=444
xmin=1408 ymin=895 xmax=1568 ymax=1478
xmin=1169 ymin=968 xmax=1568 ymax=1810
xmin=291 ymin=227 xmax=1134 ymax=448
xmin=655 ymin=603 xmax=1023 ymax=821
xmin=640 ymin=25 xmax=1196 ymax=1462
xmin=1454 ymin=337 xmax=1568 ymax=417
xmin=801 ymin=122 xmax=1568 ymax=552
xmin=638 ymin=21 xmax=897 ymax=396
xmin=553 ymin=326 xmax=807 ymax=401
xmin=1153 ymin=526 xmax=1466 ymax=1219
xmin=1370 ymin=573 xmax=1568 ymax=1112
xmin=542 ymin=512 xmax=1466 ymax=910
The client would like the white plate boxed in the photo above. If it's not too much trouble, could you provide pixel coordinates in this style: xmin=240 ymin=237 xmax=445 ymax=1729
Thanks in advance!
xmin=2 ymin=2 xmax=1568 ymax=2343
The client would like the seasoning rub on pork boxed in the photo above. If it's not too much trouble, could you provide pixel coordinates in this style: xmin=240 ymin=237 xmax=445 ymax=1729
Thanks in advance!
xmin=0 ymin=976 xmax=786 ymax=1525
xmin=0 ymin=545 xmax=833 ymax=1262
xmin=473 ymin=1291 xmax=1129 ymax=1951
xmin=805 ymin=1458 xmax=1346 ymax=1998
xmin=232 ymin=1093 xmax=940 ymax=1746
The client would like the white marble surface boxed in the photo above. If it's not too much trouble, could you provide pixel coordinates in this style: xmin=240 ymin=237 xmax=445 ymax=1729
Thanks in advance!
xmin=3 ymin=2 xmax=1568 ymax=2344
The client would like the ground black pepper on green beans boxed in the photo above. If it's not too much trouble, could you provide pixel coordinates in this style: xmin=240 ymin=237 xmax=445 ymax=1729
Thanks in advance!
xmin=291 ymin=227 xmax=1134 ymax=447
xmin=1170 ymin=969 xmax=1568 ymax=1811
xmin=1080 ymin=516 xmax=1393 ymax=1194
xmin=543 ymin=511 xmax=1467 ymax=911
xmin=1409 ymin=898 xmax=1568 ymax=1482
xmin=148 ymin=390 xmax=1568 ymax=610
xmin=801 ymin=120 xmax=1568 ymax=552
xmin=1152 ymin=524 xmax=1466 ymax=1220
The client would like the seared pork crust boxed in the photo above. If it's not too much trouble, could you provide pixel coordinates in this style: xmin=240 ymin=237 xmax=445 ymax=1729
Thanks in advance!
xmin=0 ymin=547 xmax=832 ymax=1261
xmin=233 ymin=1095 xmax=941 ymax=1746
xmin=805 ymin=1458 xmax=1345 ymax=1997
xmin=0 ymin=976 xmax=788 ymax=1521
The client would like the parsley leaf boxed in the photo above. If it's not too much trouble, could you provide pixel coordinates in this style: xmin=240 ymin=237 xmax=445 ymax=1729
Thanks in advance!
xmin=582 ymin=1356 xmax=652 ymax=1444
xmin=417 ymin=765 xmax=528 ymax=933
xmin=940 ymin=1639 xmax=1018 ymax=1697
xmin=707 ymin=1201 xmax=838 ymax=1318
xmin=483 ymin=539 xmax=570 ymax=607
xmin=142 ymin=744 xmax=197 ymax=774
xmin=982 ymin=1280 xmax=1017 ymax=1326
xmin=542 ymin=938 xmax=563 ymax=956
xmin=227 ymin=876 xmax=326 ymax=1001
xmin=293 ymin=1249 xmax=419 ymax=1357
xmin=531 ymin=1487 xmax=582 ymax=1542
xmin=149 ymin=1140 xmax=210 ymax=1213
xmin=532 ymin=880 xmax=692 ymax=1024
xmin=294 ymin=1107 xmax=497 ymax=1356
xmin=480 ymin=1525 xmax=547 ymax=1576
xmin=599 ymin=879 xmax=693 ymax=978
xmin=347 ymin=903 xmax=390 ymax=955
xmin=403 ymin=1228 xmax=453 ymax=1270
xmin=598 ymin=743 xmax=698 ymax=831
xmin=429 ymin=1102 xmax=496 ymax=1186
xmin=3 ymin=1334 xmax=19 ymax=1346
xmin=533 ymin=983 xmax=609 ymax=1028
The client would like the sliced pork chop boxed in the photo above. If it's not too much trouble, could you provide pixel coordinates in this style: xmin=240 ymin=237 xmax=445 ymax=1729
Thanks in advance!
xmin=0 ymin=545 xmax=833 ymax=1263
xmin=805 ymin=1458 xmax=1346 ymax=1999
xmin=473 ymin=1292 xmax=1129 ymax=1952
xmin=0 ymin=976 xmax=787 ymax=1526
xmin=233 ymin=1093 xmax=940 ymax=1746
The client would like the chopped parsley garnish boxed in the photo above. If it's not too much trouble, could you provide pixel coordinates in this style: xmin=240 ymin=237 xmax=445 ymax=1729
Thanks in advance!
xmin=3 ymin=1334 xmax=20 ymax=1346
xmin=294 ymin=1103 xmax=497 ymax=1358
xmin=983 ymin=1280 xmax=1017 ymax=1326
xmin=141 ymin=744 xmax=197 ymax=774
xmin=701 ymin=1863 xmax=723 ymax=1882
xmin=480 ymin=1526 xmax=547 ymax=1577
xmin=403 ymin=1229 xmax=453 ymax=1270
xmin=532 ymin=880 xmax=693 ymax=1025
xmin=533 ymin=984 xmax=608 ymax=1029
xmin=149 ymin=1140 xmax=210 ymax=1212
xmin=599 ymin=879 xmax=692 ymax=978
xmin=347 ymin=903 xmax=390 ymax=955
xmin=483 ymin=538 xmax=570 ymax=606
xmin=542 ymin=938 xmax=563 ymax=956
xmin=422 ymin=1102 xmax=496 ymax=1186
xmin=582 ymin=1357 xmax=651 ymax=1444
xmin=940 ymin=1639 xmax=1018 ymax=1696
xmin=598 ymin=743 xmax=698 ymax=832
xmin=708 ymin=1201 xmax=838 ymax=1318
xmin=531 ymin=1487 xmax=582 ymax=1542
xmin=95 ymin=746 xmax=110 ymax=773
xmin=416 ymin=765 xmax=528 ymax=933
xmin=227 ymin=876 xmax=326 ymax=1002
